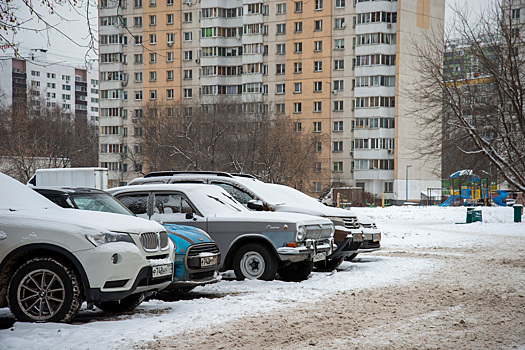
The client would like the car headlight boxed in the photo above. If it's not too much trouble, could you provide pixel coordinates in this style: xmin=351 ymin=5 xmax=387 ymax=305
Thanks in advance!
xmin=85 ymin=232 xmax=135 ymax=246
xmin=296 ymin=225 xmax=306 ymax=241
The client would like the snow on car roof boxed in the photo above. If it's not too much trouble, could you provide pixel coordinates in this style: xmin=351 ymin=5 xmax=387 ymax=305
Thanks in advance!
xmin=0 ymin=172 xmax=59 ymax=210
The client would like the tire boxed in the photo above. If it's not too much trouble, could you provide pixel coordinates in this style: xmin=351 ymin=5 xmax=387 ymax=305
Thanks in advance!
xmin=314 ymin=257 xmax=344 ymax=272
xmin=7 ymin=257 xmax=82 ymax=323
xmin=278 ymin=260 xmax=314 ymax=282
xmin=233 ymin=243 xmax=278 ymax=281
xmin=345 ymin=253 xmax=358 ymax=261
xmin=95 ymin=293 xmax=145 ymax=313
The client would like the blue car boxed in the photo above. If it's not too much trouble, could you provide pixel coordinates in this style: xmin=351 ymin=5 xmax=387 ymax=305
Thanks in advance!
xmin=32 ymin=187 xmax=221 ymax=292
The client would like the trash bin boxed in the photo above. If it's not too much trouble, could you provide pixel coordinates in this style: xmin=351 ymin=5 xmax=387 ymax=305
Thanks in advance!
xmin=466 ymin=208 xmax=474 ymax=223
xmin=472 ymin=209 xmax=482 ymax=222
xmin=514 ymin=205 xmax=523 ymax=223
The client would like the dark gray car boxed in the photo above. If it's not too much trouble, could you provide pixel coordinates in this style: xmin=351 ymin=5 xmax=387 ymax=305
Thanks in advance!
xmin=108 ymin=184 xmax=334 ymax=282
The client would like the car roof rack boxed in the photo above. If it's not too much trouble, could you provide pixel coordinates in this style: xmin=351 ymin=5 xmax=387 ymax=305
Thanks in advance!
xmin=230 ymin=173 xmax=257 ymax=179
xmin=144 ymin=171 xmax=234 ymax=178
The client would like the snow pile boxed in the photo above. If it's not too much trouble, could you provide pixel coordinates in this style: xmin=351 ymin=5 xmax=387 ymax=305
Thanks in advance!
xmin=0 ymin=206 xmax=522 ymax=350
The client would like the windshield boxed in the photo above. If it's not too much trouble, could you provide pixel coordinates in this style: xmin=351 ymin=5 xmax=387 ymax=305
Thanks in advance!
xmin=263 ymin=184 xmax=323 ymax=207
xmin=70 ymin=193 xmax=135 ymax=216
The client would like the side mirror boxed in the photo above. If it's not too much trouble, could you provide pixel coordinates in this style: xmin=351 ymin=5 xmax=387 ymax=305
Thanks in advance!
xmin=247 ymin=199 xmax=264 ymax=211
xmin=185 ymin=212 xmax=194 ymax=220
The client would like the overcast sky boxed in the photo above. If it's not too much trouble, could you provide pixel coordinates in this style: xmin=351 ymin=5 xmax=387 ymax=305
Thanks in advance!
xmin=9 ymin=0 xmax=496 ymax=66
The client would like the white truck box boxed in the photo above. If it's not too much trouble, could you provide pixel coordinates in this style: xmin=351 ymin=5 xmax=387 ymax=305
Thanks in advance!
xmin=27 ymin=168 xmax=109 ymax=190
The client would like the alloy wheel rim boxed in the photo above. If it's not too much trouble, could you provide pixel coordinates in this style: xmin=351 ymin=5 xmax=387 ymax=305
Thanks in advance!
xmin=17 ymin=269 xmax=65 ymax=320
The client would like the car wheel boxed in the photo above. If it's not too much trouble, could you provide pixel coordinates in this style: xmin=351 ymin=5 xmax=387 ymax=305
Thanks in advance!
xmin=278 ymin=260 xmax=314 ymax=282
xmin=314 ymin=257 xmax=344 ymax=272
xmin=233 ymin=244 xmax=278 ymax=281
xmin=7 ymin=257 xmax=82 ymax=323
xmin=345 ymin=253 xmax=358 ymax=261
xmin=95 ymin=293 xmax=145 ymax=313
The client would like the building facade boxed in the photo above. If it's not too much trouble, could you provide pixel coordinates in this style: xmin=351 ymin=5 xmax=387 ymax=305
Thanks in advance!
xmin=0 ymin=49 xmax=100 ymax=124
xmin=99 ymin=0 xmax=444 ymax=202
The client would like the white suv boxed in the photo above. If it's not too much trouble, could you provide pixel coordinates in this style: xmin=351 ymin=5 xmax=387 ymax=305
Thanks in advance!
xmin=0 ymin=173 xmax=175 ymax=322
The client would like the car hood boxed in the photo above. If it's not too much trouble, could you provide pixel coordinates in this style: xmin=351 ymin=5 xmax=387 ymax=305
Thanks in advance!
xmin=209 ymin=211 xmax=333 ymax=226
xmin=1 ymin=206 xmax=165 ymax=235
xmin=162 ymin=224 xmax=213 ymax=243
xmin=274 ymin=203 xmax=357 ymax=218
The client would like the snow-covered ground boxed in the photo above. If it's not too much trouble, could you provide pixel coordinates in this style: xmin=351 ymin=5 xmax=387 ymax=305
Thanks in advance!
xmin=0 ymin=206 xmax=522 ymax=349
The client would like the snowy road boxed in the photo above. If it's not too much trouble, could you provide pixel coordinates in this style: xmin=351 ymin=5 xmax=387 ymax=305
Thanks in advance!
xmin=0 ymin=206 xmax=523 ymax=349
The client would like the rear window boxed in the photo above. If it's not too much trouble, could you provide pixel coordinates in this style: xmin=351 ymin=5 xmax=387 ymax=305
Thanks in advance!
xmin=70 ymin=193 xmax=135 ymax=216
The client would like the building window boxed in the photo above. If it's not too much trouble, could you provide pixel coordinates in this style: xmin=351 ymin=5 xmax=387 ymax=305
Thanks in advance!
xmin=167 ymin=89 xmax=174 ymax=99
xmin=313 ymin=122 xmax=322 ymax=132
xmin=333 ymin=141 xmax=343 ymax=152
xmin=335 ymin=18 xmax=345 ymax=29
xmin=134 ymin=36 xmax=142 ymax=45
xmin=149 ymin=15 xmax=156 ymax=25
xmin=150 ymin=89 xmax=157 ymax=100
xmin=167 ymin=52 xmax=174 ymax=62
xmin=313 ymin=81 xmax=322 ymax=92
xmin=184 ymin=51 xmax=192 ymax=60
xmin=314 ymin=61 xmax=322 ymax=72
xmin=314 ymin=40 xmax=322 ymax=52
xmin=333 ymin=80 xmax=344 ymax=91
xmin=294 ymin=62 xmax=302 ymax=73
xmin=149 ymin=71 xmax=156 ymax=81
xmin=512 ymin=8 xmax=521 ymax=19
xmin=333 ymin=101 xmax=343 ymax=111
xmin=294 ymin=82 xmax=302 ymax=93
xmin=294 ymin=102 xmax=302 ymax=113
xmin=276 ymin=23 xmax=286 ymax=34
xmin=294 ymin=21 xmax=303 ymax=33
xmin=277 ymin=3 xmax=286 ymax=14
xmin=184 ymin=88 xmax=192 ymax=98
xmin=294 ymin=42 xmax=302 ymax=53
xmin=167 ymin=13 xmax=174 ymax=24
xmin=276 ymin=103 xmax=285 ymax=114
xmin=184 ymin=12 xmax=192 ymax=22
xmin=294 ymin=1 xmax=302 ymax=12
xmin=134 ymin=16 xmax=142 ymax=26
xmin=165 ymin=70 xmax=173 ymax=80
xmin=315 ymin=142 xmax=322 ymax=152
xmin=149 ymin=34 xmax=156 ymax=44
xmin=314 ymin=20 xmax=323 ymax=31
xmin=276 ymin=63 xmax=285 ymax=74
xmin=335 ymin=0 xmax=345 ymax=8
xmin=314 ymin=0 xmax=323 ymax=10
xmin=333 ymin=121 xmax=343 ymax=131
xmin=294 ymin=122 xmax=302 ymax=132
xmin=135 ymin=90 xmax=142 ymax=100
xmin=313 ymin=182 xmax=321 ymax=192
xmin=167 ymin=33 xmax=174 ymax=43
xmin=134 ymin=72 xmax=142 ymax=82
xmin=183 ymin=69 xmax=192 ymax=79
xmin=334 ymin=39 xmax=345 ymax=50
xmin=276 ymin=43 xmax=286 ymax=54
xmin=314 ymin=101 xmax=322 ymax=112
xmin=276 ymin=83 xmax=286 ymax=94
xmin=384 ymin=182 xmax=393 ymax=193
xmin=184 ymin=32 xmax=192 ymax=41
xmin=334 ymin=59 xmax=344 ymax=70
xmin=134 ymin=0 xmax=142 ymax=8
xmin=150 ymin=53 xmax=157 ymax=62
xmin=149 ymin=0 xmax=155 ymax=6
xmin=314 ymin=162 xmax=322 ymax=172
xmin=333 ymin=161 xmax=343 ymax=172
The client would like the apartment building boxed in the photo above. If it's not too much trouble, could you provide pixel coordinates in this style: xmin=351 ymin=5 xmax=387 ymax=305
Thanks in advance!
xmin=0 ymin=49 xmax=100 ymax=123
xmin=99 ymin=0 xmax=444 ymax=203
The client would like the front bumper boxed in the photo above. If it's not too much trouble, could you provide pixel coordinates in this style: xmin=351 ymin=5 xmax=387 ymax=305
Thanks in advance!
xmin=328 ymin=226 xmax=363 ymax=260
xmin=276 ymin=240 xmax=333 ymax=263
xmin=76 ymin=242 xmax=175 ymax=303
xmin=170 ymin=251 xmax=222 ymax=289
xmin=358 ymin=229 xmax=381 ymax=253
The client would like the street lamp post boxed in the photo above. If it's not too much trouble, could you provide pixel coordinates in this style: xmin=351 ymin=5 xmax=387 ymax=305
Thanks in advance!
xmin=406 ymin=165 xmax=412 ymax=203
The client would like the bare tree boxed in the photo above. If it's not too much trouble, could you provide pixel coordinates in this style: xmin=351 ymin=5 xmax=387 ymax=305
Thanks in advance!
xmin=0 ymin=95 xmax=98 ymax=182
xmin=139 ymin=100 xmax=321 ymax=190
xmin=411 ymin=1 xmax=525 ymax=192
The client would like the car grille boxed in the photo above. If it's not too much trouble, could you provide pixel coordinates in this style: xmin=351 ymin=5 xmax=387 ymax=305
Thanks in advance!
xmin=187 ymin=243 xmax=220 ymax=256
xmin=304 ymin=224 xmax=333 ymax=240
xmin=361 ymin=223 xmax=377 ymax=229
xmin=341 ymin=216 xmax=360 ymax=229
xmin=140 ymin=231 xmax=170 ymax=252
xmin=361 ymin=241 xmax=381 ymax=249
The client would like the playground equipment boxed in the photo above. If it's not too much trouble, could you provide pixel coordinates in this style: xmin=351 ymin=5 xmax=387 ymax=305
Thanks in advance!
xmin=493 ymin=190 xmax=508 ymax=207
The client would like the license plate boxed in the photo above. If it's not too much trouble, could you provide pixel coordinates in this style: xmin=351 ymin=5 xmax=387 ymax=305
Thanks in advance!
xmin=201 ymin=255 xmax=218 ymax=267
xmin=152 ymin=264 xmax=172 ymax=278
xmin=313 ymin=251 xmax=326 ymax=262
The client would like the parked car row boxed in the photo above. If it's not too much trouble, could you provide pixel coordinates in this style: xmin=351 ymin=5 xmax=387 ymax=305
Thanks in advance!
xmin=0 ymin=170 xmax=381 ymax=323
